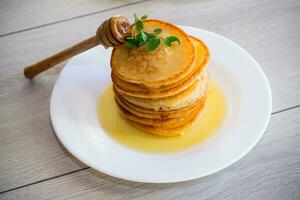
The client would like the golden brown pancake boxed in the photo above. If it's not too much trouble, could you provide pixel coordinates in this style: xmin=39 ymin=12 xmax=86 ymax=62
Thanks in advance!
xmin=114 ymin=86 xmax=206 ymax=119
xmin=111 ymin=36 xmax=210 ymax=98
xmin=120 ymin=70 xmax=210 ymax=111
xmin=116 ymin=95 xmax=205 ymax=127
xmin=111 ymin=19 xmax=195 ymax=88
xmin=119 ymin=99 xmax=206 ymax=136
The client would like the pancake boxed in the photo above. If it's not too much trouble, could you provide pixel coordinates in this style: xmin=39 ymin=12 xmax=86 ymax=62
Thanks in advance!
xmin=111 ymin=19 xmax=195 ymax=88
xmin=120 ymin=70 xmax=210 ymax=111
xmin=115 ymin=98 xmax=203 ymax=127
xmin=115 ymin=90 xmax=206 ymax=119
xmin=115 ymin=88 xmax=205 ymax=119
xmin=120 ymin=99 xmax=205 ymax=136
xmin=111 ymin=36 xmax=210 ymax=98
xmin=111 ymin=69 xmax=198 ymax=99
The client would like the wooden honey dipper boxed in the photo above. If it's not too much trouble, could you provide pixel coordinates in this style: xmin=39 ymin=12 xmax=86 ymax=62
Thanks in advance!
xmin=24 ymin=16 xmax=130 ymax=79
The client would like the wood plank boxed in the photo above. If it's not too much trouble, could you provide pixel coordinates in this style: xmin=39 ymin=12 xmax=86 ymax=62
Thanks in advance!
xmin=1 ymin=0 xmax=300 ymax=193
xmin=0 ymin=0 xmax=142 ymax=36
xmin=0 ymin=62 xmax=89 ymax=192
xmin=1 ymin=107 xmax=299 ymax=200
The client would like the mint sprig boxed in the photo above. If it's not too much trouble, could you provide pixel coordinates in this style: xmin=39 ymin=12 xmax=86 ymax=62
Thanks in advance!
xmin=164 ymin=36 xmax=180 ymax=46
xmin=146 ymin=38 xmax=161 ymax=51
xmin=125 ymin=14 xmax=180 ymax=51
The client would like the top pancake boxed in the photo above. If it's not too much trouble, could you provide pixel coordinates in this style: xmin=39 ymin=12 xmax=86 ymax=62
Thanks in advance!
xmin=112 ymin=36 xmax=210 ymax=98
xmin=111 ymin=19 xmax=195 ymax=88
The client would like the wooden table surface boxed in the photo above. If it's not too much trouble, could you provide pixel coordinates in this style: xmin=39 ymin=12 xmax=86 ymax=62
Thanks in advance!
xmin=1 ymin=0 xmax=300 ymax=199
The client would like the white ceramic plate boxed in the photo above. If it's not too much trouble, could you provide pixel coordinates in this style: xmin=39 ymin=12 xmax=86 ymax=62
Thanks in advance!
xmin=50 ymin=26 xmax=272 ymax=183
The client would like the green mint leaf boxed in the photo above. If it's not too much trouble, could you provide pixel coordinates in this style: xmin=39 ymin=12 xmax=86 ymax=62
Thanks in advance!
xmin=145 ymin=32 xmax=155 ymax=40
xmin=146 ymin=38 xmax=161 ymax=51
xmin=134 ymin=13 xmax=139 ymax=23
xmin=134 ymin=33 xmax=147 ymax=47
xmin=140 ymin=15 xmax=148 ymax=20
xmin=125 ymin=40 xmax=136 ymax=48
xmin=168 ymin=36 xmax=180 ymax=44
xmin=135 ymin=20 xmax=143 ymax=31
xmin=140 ymin=31 xmax=148 ymax=41
xmin=136 ymin=33 xmax=143 ymax=42
xmin=153 ymin=28 xmax=162 ymax=34
xmin=163 ymin=39 xmax=171 ymax=46
xmin=164 ymin=36 xmax=180 ymax=46
xmin=134 ymin=13 xmax=143 ymax=31
xmin=125 ymin=38 xmax=139 ymax=48
xmin=138 ymin=40 xmax=146 ymax=47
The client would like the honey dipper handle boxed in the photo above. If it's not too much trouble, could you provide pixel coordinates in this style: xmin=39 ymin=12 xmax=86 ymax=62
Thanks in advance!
xmin=24 ymin=36 xmax=98 ymax=79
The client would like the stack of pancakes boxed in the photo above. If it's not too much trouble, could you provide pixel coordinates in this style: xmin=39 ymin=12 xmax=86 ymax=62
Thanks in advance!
xmin=110 ymin=19 xmax=210 ymax=136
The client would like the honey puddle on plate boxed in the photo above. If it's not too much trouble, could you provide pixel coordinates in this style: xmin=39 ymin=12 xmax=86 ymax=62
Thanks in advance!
xmin=97 ymin=80 xmax=227 ymax=153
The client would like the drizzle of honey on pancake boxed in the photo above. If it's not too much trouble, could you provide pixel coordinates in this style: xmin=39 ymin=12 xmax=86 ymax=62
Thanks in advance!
xmin=97 ymin=80 xmax=227 ymax=153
